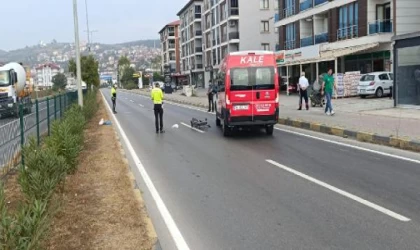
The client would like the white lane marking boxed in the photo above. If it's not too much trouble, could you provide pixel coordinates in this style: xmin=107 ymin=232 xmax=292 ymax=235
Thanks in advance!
xmin=266 ymin=159 xmax=411 ymax=222
xmin=180 ymin=122 xmax=205 ymax=133
xmin=130 ymin=100 xmax=134 ymax=103
xmin=274 ymin=127 xmax=420 ymax=165
xmin=100 ymin=92 xmax=191 ymax=250
xmin=126 ymin=92 xmax=420 ymax=165
xmin=138 ymin=104 xmax=144 ymax=108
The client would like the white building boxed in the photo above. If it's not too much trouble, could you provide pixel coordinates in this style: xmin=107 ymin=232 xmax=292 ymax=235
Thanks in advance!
xmin=177 ymin=0 xmax=205 ymax=88
xmin=274 ymin=0 xmax=395 ymax=86
xmin=35 ymin=63 xmax=62 ymax=89
xmin=202 ymin=0 xmax=278 ymax=87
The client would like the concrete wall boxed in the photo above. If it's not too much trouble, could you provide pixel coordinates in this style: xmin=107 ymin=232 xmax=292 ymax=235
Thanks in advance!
xmin=238 ymin=1 xmax=277 ymax=51
xmin=395 ymin=0 xmax=420 ymax=36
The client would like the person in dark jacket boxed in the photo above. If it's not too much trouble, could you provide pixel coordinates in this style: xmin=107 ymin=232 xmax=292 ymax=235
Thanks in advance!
xmin=207 ymin=80 xmax=217 ymax=112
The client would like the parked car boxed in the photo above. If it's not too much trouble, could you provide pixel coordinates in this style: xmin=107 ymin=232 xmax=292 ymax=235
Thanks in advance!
xmin=357 ymin=71 xmax=393 ymax=98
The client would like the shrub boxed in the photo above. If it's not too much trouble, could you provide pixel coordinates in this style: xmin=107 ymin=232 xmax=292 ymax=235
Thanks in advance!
xmin=64 ymin=104 xmax=86 ymax=145
xmin=125 ymin=81 xmax=138 ymax=90
xmin=82 ymin=89 xmax=98 ymax=120
xmin=19 ymin=138 xmax=68 ymax=201
xmin=0 ymin=184 xmax=50 ymax=250
xmin=44 ymin=120 xmax=82 ymax=174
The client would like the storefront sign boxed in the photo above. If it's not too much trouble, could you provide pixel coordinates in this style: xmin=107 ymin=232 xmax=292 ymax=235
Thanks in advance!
xmin=276 ymin=45 xmax=320 ymax=65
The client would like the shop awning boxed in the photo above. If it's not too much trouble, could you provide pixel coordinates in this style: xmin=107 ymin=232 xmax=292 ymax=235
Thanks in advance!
xmin=319 ymin=42 xmax=379 ymax=60
xmin=279 ymin=42 xmax=380 ymax=67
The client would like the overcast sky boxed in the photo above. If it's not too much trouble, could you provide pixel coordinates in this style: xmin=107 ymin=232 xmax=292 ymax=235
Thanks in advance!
xmin=0 ymin=0 xmax=186 ymax=51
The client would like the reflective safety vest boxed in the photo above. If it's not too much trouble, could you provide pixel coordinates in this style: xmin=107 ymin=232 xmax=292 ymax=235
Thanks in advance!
xmin=111 ymin=87 xmax=116 ymax=98
xmin=151 ymin=87 xmax=164 ymax=104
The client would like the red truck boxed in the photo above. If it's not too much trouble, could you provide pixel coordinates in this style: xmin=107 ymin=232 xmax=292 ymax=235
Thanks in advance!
xmin=215 ymin=51 xmax=279 ymax=136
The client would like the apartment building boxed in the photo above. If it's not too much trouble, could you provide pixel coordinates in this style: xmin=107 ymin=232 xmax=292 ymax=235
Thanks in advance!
xmin=202 ymin=0 xmax=278 ymax=87
xmin=275 ymin=0 xmax=395 ymax=86
xmin=35 ymin=63 xmax=62 ymax=89
xmin=158 ymin=20 xmax=181 ymax=75
xmin=177 ymin=0 xmax=205 ymax=87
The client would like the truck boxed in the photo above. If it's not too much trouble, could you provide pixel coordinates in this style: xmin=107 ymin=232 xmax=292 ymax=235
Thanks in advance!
xmin=0 ymin=62 xmax=33 ymax=118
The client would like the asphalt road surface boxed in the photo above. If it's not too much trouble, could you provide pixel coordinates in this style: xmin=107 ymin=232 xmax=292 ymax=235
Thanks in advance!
xmin=101 ymin=89 xmax=420 ymax=250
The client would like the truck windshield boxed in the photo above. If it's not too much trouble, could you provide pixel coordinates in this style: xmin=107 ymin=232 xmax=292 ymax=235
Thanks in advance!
xmin=230 ymin=67 xmax=275 ymax=91
xmin=0 ymin=71 xmax=10 ymax=86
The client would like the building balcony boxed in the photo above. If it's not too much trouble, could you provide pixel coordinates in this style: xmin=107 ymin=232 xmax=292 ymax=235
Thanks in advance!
xmin=337 ymin=25 xmax=358 ymax=40
xmin=369 ymin=20 xmax=393 ymax=35
xmin=274 ymin=13 xmax=280 ymax=22
xmin=282 ymin=5 xmax=295 ymax=19
xmin=195 ymin=13 xmax=201 ymax=19
xmin=195 ymin=47 xmax=203 ymax=53
xmin=168 ymin=44 xmax=176 ymax=49
xmin=314 ymin=0 xmax=328 ymax=6
xmin=285 ymin=40 xmax=296 ymax=50
xmin=196 ymin=30 xmax=203 ymax=36
xmin=229 ymin=32 xmax=240 ymax=40
xmin=196 ymin=64 xmax=203 ymax=69
xmin=315 ymin=32 xmax=328 ymax=44
xmin=300 ymin=0 xmax=313 ymax=12
xmin=168 ymin=32 xmax=175 ymax=37
xmin=212 ymin=39 xmax=216 ymax=46
xmin=301 ymin=36 xmax=314 ymax=47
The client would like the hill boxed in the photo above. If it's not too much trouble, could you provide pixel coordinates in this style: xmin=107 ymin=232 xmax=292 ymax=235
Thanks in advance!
xmin=0 ymin=39 xmax=161 ymax=71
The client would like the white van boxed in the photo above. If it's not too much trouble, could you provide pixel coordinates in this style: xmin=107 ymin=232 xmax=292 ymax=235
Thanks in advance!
xmin=357 ymin=72 xmax=393 ymax=98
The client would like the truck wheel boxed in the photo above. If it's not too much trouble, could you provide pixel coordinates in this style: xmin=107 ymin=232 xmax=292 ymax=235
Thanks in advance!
xmin=266 ymin=125 xmax=274 ymax=136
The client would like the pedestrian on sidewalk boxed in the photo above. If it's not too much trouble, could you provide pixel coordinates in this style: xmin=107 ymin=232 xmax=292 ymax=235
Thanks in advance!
xmin=151 ymin=82 xmax=165 ymax=133
xmin=207 ymin=80 xmax=216 ymax=112
xmin=322 ymin=69 xmax=336 ymax=116
xmin=298 ymin=71 xmax=309 ymax=110
xmin=111 ymin=84 xmax=117 ymax=114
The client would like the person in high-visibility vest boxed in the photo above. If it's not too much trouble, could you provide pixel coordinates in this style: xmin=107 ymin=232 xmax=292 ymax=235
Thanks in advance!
xmin=111 ymin=84 xmax=117 ymax=114
xmin=151 ymin=82 xmax=164 ymax=133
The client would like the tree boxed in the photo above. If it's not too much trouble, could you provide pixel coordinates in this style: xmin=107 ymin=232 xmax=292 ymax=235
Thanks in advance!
xmin=120 ymin=66 xmax=135 ymax=88
xmin=118 ymin=55 xmax=131 ymax=81
xmin=68 ymin=55 xmax=100 ymax=90
xmin=153 ymin=72 xmax=165 ymax=82
xmin=52 ymin=73 xmax=67 ymax=90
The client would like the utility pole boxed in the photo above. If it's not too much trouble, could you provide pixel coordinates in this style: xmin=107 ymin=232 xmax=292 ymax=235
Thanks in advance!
xmin=85 ymin=0 xmax=90 ymax=50
xmin=73 ymin=0 xmax=83 ymax=107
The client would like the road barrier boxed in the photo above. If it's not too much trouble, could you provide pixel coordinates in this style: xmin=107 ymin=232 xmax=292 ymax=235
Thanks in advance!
xmin=0 ymin=91 xmax=84 ymax=177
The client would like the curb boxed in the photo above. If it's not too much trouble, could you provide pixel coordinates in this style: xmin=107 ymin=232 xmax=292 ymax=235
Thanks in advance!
xmin=278 ymin=117 xmax=420 ymax=153
xmin=123 ymin=90 xmax=420 ymax=153
xmin=101 ymin=96 xmax=160 ymax=248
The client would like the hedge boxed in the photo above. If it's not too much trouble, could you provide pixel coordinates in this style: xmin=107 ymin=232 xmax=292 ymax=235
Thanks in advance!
xmin=0 ymin=89 xmax=98 ymax=249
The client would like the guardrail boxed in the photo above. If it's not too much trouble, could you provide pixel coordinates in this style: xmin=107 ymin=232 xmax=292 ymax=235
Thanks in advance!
xmin=0 ymin=90 xmax=84 ymax=178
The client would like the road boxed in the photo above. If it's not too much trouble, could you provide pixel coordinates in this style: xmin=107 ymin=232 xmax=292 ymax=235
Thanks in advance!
xmin=102 ymin=89 xmax=420 ymax=250
xmin=0 ymin=99 xmax=62 ymax=170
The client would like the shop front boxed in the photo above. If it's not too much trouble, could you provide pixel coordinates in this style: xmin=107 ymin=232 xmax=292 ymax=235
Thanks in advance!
xmin=393 ymin=32 xmax=420 ymax=107
xmin=344 ymin=51 xmax=392 ymax=74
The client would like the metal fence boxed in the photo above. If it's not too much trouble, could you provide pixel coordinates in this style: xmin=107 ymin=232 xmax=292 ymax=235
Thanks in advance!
xmin=0 ymin=91 xmax=83 ymax=177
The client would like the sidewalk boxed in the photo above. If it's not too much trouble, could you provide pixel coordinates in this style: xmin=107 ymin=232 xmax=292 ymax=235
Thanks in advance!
xmin=125 ymin=89 xmax=420 ymax=151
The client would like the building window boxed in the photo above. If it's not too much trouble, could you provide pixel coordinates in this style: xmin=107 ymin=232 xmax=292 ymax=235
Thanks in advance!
xmin=261 ymin=21 xmax=270 ymax=32
xmin=260 ymin=0 xmax=269 ymax=9
xmin=285 ymin=23 xmax=296 ymax=50
xmin=261 ymin=43 xmax=270 ymax=51
xmin=338 ymin=2 xmax=358 ymax=40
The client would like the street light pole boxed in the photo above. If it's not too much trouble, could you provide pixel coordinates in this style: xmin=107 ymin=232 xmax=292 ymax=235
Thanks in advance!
xmin=73 ymin=0 xmax=83 ymax=107
xmin=85 ymin=0 xmax=90 ymax=49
